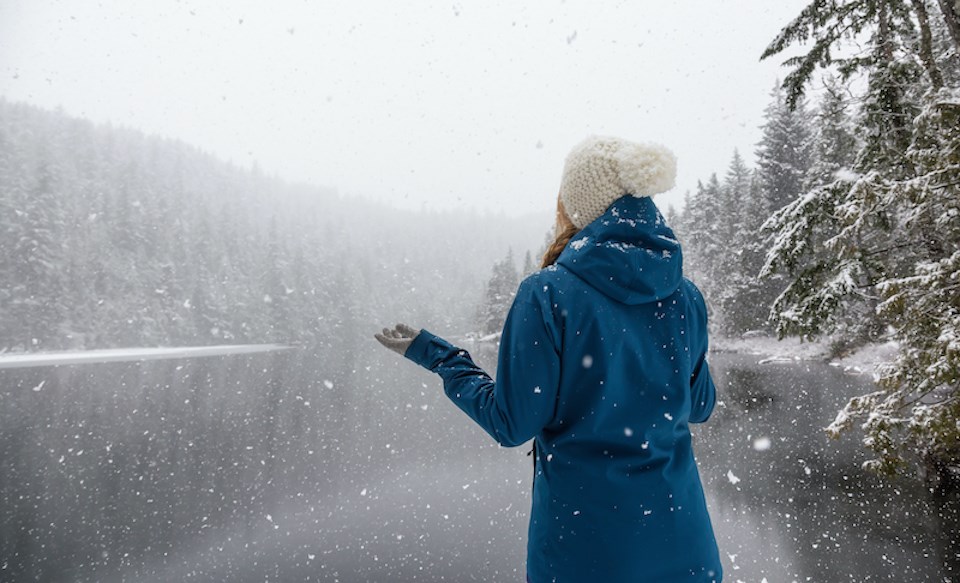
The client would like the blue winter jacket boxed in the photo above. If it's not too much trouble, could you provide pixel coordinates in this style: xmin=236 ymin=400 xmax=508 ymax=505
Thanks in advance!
xmin=405 ymin=194 xmax=722 ymax=582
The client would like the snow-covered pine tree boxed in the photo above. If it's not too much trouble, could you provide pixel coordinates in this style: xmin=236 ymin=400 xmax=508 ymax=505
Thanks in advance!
xmin=682 ymin=176 xmax=723 ymax=292
xmin=755 ymin=84 xmax=813 ymax=212
xmin=717 ymin=150 xmax=781 ymax=336
xmin=762 ymin=0 xmax=960 ymax=481
xmin=670 ymin=192 xmax=695 ymax=281
xmin=476 ymin=248 xmax=519 ymax=337
xmin=760 ymin=0 xmax=919 ymax=108
xmin=806 ymin=75 xmax=859 ymax=191
xmin=671 ymin=191 xmax=694 ymax=251
xmin=522 ymin=249 xmax=536 ymax=277
xmin=828 ymin=91 xmax=960 ymax=477
xmin=732 ymin=171 xmax=777 ymax=333
xmin=763 ymin=0 xmax=923 ymax=350
xmin=712 ymin=151 xmax=754 ymax=335
xmin=663 ymin=203 xmax=679 ymax=231
xmin=758 ymin=73 xmax=866 ymax=346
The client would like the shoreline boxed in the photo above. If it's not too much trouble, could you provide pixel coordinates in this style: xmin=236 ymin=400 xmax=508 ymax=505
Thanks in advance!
xmin=711 ymin=333 xmax=899 ymax=380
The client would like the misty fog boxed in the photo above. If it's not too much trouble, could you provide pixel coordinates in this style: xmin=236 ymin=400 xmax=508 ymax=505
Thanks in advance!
xmin=3 ymin=1 xmax=960 ymax=581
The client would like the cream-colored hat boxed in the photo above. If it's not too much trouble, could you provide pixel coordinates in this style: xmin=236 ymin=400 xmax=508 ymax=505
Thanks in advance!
xmin=559 ymin=135 xmax=677 ymax=229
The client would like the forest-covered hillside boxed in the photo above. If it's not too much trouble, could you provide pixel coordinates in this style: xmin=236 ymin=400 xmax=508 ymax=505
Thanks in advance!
xmin=0 ymin=99 xmax=546 ymax=354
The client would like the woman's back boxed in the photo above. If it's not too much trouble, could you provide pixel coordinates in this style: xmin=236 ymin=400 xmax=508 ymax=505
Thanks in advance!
xmin=519 ymin=194 xmax=720 ymax=582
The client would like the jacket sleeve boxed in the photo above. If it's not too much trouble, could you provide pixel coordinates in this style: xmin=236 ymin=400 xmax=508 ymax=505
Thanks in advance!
xmin=404 ymin=283 xmax=560 ymax=447
xmin=687 ymin=282 xmax=717 ymax=424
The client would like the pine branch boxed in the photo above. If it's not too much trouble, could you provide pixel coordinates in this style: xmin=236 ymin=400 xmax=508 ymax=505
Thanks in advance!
xmin=899 ymin=388 xmax=959 ymax=413
xmin=761 ymin=0 xmax=829 ymax=61
xmin=861 ymin=239 xmax=927 ymax=258
xmin=931 ymin=179 xmax=960 ymax=190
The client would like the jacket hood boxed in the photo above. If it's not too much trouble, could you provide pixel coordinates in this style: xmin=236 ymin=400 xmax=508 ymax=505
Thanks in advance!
xmin=556 ymin=194 xmax=682 ymax=305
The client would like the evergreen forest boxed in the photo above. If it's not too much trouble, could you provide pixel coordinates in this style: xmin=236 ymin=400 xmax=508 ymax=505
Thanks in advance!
xmin=673 ymin=0 xmax=960 ymax=484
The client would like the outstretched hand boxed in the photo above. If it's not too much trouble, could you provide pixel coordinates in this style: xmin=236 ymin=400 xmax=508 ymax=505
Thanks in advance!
xmin=374 ymin=323 xmax=421 ymax=357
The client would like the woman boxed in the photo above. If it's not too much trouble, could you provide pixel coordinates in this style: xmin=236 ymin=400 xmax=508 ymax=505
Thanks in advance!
xmin=375 ymin=135 xmax=722 ymax=582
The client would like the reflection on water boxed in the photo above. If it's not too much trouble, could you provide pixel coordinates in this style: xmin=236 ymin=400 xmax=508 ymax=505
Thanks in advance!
xmin=0 ymin=350 xmax=956 ymax=581
xmin=698 ymin=353 xmax=959 ymax=581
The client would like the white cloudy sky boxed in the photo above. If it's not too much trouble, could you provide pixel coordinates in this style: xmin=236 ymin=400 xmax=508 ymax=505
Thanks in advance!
xmin=0 ymin=0 xmax=808 ymax=217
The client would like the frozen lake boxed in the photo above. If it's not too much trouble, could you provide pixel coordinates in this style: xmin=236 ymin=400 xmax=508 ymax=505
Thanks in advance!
xmin=0 ymin=347 xmax=957 ymax=581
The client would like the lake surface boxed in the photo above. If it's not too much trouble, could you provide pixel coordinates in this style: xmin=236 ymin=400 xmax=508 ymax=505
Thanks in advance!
xmin=1 ymin=347 xmax=957 ymax=582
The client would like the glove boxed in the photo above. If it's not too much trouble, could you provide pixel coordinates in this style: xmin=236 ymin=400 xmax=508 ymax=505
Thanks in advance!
xmin=374 ymin=323 xmax=421 ymax=357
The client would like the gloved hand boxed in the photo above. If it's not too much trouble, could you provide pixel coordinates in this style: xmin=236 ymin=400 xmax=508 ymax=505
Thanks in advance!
xmin=374 ymin=323 xmax=421 ymax=357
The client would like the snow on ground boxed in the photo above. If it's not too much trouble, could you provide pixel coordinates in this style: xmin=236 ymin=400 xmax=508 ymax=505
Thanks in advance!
xmin=713 ymin=334 xmax=831 ymax=362
xmin=713 ymin=333 xmax=899 ymax=378
xmin=0 ymin=344 xmax=291 ymax=369
xmin=827 ymin=339 xmax=900 ymax=379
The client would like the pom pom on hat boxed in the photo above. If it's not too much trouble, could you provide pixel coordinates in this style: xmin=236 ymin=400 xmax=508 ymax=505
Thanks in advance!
xmin=559 ymin=135 xmax=677 ymax=229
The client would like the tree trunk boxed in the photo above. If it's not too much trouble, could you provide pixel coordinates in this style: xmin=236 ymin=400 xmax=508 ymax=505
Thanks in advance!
xmin=913 ymin=0 xmax=945 ymax=90
xmin=937 ymin=0 xmax=960 ymax=51
xmin=878 ymin=2 xmax=895 ymax=62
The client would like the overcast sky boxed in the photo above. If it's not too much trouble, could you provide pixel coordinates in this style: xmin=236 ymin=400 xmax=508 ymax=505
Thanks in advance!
xmin=0 ymin=0 xmax=808 ymax=218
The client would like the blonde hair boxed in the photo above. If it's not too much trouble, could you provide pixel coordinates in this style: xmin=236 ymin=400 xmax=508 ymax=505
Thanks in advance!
xmin=540 ymin=197 xmax=580 ymax=268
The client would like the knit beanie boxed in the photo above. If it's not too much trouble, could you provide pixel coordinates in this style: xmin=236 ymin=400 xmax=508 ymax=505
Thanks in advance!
xmin=558 ymin=135 xmax=677 ymax=229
